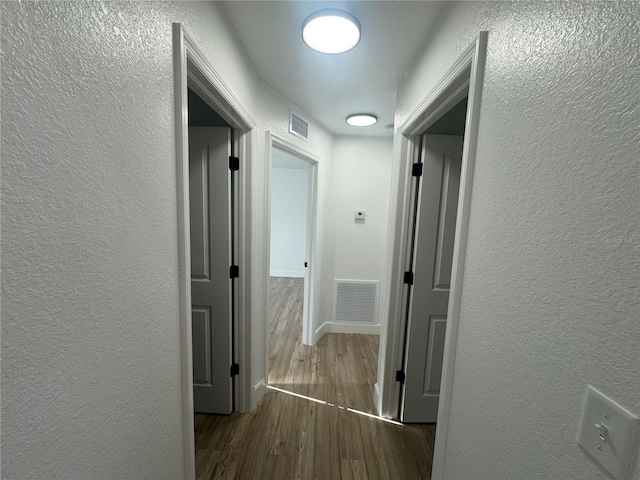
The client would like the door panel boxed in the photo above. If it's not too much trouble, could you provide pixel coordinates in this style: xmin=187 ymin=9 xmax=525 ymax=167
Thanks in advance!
xmin=189 ymin=148 xmax=211 ymax=281
xmin=192 ymin=306 xmax=212 ymax=386
xmin=402 ymin=134 xmax=463 ymax=423
xmin=433 ymin=157 xmax=461 ymax=290
xmin=189 ymin=127 xmax=233 ymax=414
xmin=422 ymin=315 xmax=447 ymax=394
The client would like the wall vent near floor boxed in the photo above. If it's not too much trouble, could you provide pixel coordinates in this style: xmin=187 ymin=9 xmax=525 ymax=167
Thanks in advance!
xmin=289 ymin=111 xmax=309 ymax=141
xmin=334 ymin=280 xmax=379 ymax=324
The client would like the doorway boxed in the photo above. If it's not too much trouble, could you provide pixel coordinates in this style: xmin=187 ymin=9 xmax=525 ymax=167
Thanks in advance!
xmin=378 ymin=31 xmax=487 ymax=480
xmin=173 ymin=24 xmax=257 ymax=478
xmin=265 ymin=133 xmax=319 ymax=345
xmin=399 ymin=97 xmax=468 ymax=423
xmin=265 ymin=135 xmax=319 ymax=393
xmin=268 ymin=147 xmax=312 ymax=387
xmin=187 ymin=88 xmax=236 ymax=415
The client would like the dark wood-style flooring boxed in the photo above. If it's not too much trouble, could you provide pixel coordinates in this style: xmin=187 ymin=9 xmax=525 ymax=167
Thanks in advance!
xmin=195 ymin=277 xmax=436 ymax=479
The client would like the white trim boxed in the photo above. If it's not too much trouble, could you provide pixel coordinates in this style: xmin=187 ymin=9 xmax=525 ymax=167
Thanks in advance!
xmin=235 ymin=129 xmax=255 ymax=414
xmin=184 ymin=32 xmax=256 ymax=130
xmin=373 ymin=382 xmax=381 ymax=414
xmin=378 ymin=31 xmax=488 ymax=477
xmin=432 ymin=32 xmax=488 ymax=480
xmin=270 ymin=132 xmax=322 ymax=162
xmin=270 ymin=270 xmax=305 ymax=278
xmin=398 ymin=40 xmax=476 ymax=136
xmin=253 ymin=378 xmax=267 ymax=406
xmin=172 ymin=24 xmax=195 ymax=480
xmin=314 ymin=321 xmax=381 ymax=336
xmin=173 ymin=23 xmax=256 ymax=479
xmin=378 ymin=133 xmax=418 ymax=420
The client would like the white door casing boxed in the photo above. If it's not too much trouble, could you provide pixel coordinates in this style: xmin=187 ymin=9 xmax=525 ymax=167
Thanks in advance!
xmin=265 ymin=133 xmax=320 ymax=351
xmin=301 ymin=163 xmax=314 ymax=337
xmin=402 ymin=134 xmax=463 ymax=423
xmin=174 ymin=23 xmax=258 ymax=479
xmin=189 ymin=126 xmax=233 ymax=414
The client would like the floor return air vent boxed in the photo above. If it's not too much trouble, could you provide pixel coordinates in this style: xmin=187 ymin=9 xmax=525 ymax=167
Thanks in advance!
xmin=334 ymin=280 xmax=379 ymax=324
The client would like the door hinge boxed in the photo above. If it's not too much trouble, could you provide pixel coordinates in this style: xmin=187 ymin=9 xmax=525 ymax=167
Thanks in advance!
xmin=412 ymin=163 xmax=423 ymax=177
xmin=403 ymin=271 xmax=414 ymax=285
xmin=230 ymin=265 xmax=239 ymax=278
xmin=229 ymin=156 xmax=240 ymax=171
xmin=230 ymin=363 xmax=240 ymax=377
xmin=396 ymin=370 xmax=405 ymax=384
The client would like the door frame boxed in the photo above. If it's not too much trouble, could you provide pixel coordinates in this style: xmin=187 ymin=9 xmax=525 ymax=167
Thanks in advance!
xmin=264 ymin=132 xmax=320 ymax=367
xmin=173 ymin=23 xmax=256 ymax=480
xmin=400 ymin=134 xmax=464 ymax=423
xmin=378 ymin=31 xmax=487 ymax=479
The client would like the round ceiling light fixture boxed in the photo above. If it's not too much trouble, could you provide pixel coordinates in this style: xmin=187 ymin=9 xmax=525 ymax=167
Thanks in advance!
xmin=346 ymin=114 xmax=378 ymax=127
xmin=302 ymin=9 xmax=361 ymax=54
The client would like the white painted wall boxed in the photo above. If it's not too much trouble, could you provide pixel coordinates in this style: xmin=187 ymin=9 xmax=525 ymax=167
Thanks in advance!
xmin=313 ymin=136 xmax=393 ymax=338
xmin=390 ymin=2 xmax=640 ymax=479
xmin=332 ymin=137 xmax=393 ymax=282
xmin=270 ymin=165 xmax=309 ymax=278
xmin=1 ymin=1 xmax=335 ymax=477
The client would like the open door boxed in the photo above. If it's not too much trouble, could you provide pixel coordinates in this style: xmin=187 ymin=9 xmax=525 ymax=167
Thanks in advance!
xmin=189 ymin=126 xmax=233 ymax=414
xmin=268 ymin=140 xmax=318 ymax=347
xmin=402 ymin=134 xmax=463 ymax=423
xmin=301 ymin=163 xmax=314 ymax=344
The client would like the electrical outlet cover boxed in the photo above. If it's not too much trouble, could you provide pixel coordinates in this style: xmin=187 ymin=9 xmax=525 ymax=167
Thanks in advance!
xmin=576 ymin=385 xmax=640 ymax=479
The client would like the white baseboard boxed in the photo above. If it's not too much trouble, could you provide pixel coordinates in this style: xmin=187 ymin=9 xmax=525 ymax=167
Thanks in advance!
xmin=315 ymin=321 xmax=381 ymax=338
xmin=252 ymin=378 xmax=266 ymax=408
xmin=373 ymin=382 xmax=381 ymax=416
xmin=312 ymin=322 xmax=325 ymax=345
xmin=270 ymin=270 xmax=304 ymax=278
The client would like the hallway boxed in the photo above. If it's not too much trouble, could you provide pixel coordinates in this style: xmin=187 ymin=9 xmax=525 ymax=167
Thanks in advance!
xmin=268 ymin=277 xmax=379 ymax=413
xmin=194 ymin=278 xmax=436 ymax=479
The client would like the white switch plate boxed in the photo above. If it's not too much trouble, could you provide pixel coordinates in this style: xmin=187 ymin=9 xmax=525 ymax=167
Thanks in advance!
xmin=576 ymin=385 xmax=639 ymax=479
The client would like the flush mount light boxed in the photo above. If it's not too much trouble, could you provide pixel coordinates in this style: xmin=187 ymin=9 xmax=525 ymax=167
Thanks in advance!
xmin=346 ymin=114 xmax=378 ymax=127
xmin=302 ymin=9 xmax=361 ymax=54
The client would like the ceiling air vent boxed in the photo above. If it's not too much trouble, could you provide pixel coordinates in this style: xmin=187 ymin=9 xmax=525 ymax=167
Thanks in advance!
xmin=289 ymin=111 xmax=309 ymax=141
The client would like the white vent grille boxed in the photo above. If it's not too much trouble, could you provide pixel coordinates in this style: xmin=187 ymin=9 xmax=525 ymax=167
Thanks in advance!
xmin=289 ymin=112 xmax=309 ymax=140
xmin=334 ymin=280 xmax=379 ymax=324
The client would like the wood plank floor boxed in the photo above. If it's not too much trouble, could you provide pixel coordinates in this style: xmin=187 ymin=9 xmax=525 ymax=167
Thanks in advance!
xmin=195 ymin=277 xmax=436 ymax=479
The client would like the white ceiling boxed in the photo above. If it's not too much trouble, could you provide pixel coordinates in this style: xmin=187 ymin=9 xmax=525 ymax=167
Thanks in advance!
xmin=220 ymin=1 xmax=449 ymax=137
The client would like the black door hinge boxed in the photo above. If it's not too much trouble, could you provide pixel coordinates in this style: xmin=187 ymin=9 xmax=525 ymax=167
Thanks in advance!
xmin=230 ymin=363 xmax=240 ymax=377
xmin=230 ymin=265 xmax=239 ymax=278
xmin=412 ymin=163 xmax=423 ymax=177
xmin=403 ymin=271 xmax=414 ymax=285
xmin=396 ymin=370 xmax=405 ymax=384
xmin=229 ymin=156 xmax=240 ymax=171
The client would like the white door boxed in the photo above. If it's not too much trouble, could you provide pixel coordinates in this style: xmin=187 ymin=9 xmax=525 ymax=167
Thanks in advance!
xmin=189 ymin=127 xmax=233 ymax=414
xmin=402 ymin=134 xmax=463 ymax=423
xmin=301 ymin=164 xmax=315 ymax=345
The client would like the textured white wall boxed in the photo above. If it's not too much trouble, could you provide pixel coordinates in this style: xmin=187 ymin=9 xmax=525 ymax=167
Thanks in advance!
xmin=270 ymin=167 xmax=309 ymax=277
xmin=0 ymin=1 xmax=335 ymax=477
xmin=395 ymin=2 xmax=640 ymax=479
xmin=331 ymin=137 xmax=394 ymax=283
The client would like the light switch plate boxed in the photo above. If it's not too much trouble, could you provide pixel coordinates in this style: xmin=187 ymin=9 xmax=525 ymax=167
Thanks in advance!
xmin=576 ymin=385 xmax=639 ymax=479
